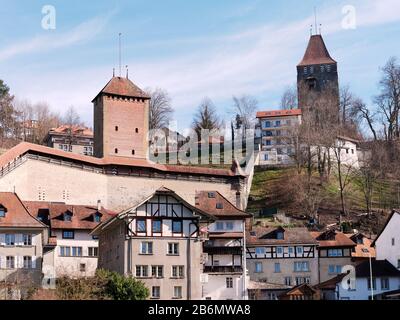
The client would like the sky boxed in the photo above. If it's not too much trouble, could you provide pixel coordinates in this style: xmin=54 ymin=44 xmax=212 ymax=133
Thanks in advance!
xmin=1 ymin=0 xmax=400 ymax=132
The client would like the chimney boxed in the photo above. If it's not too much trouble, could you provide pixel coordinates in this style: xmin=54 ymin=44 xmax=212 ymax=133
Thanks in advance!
xmin=97 ymin=200 xmax=102 ymax=211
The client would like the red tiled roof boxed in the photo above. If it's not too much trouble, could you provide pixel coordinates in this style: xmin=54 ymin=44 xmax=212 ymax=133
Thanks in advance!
xmin=310 ymin=230 xmax=356 ymax=248
xmin=345 ymin=233 xmax=376 ymax=258
xmin=246 ymin=227 xmax=318 ymax=245
xmin=0 ymin=142 xmax=242 ymax=178
xmin=49 ymin=125 xmax=93 ymax=137
xmin=0 ymin=193 xmax=46 ymax=228
xmin=298 ymin=35 xmax=336 ymax=67
xmin=256 ymin=109 xmax=302 ymax=118
xmin=195 ymin=191 xmax=251 ymax=218
xmin=92 ymin=77 xmax=150 ymax=101
xmin=23 ymin=201 xmax=117 ymax=230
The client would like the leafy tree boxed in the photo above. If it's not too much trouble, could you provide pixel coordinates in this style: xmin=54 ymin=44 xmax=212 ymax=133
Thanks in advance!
xmin=105 ymin=271 xmax=149 ymax=300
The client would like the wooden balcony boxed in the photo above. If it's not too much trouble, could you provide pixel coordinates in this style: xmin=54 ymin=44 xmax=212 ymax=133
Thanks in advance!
xmin=203 ymin=246 xmax=242 ymax=255
xmin=203 ymin=266 xmax=243 ymax=273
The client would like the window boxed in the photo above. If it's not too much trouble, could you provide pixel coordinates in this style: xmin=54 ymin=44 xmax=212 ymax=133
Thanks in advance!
xmin=226 ymin=222 xmax=234 ymax=230
xmin=115 ymin=126 xmax=119 ymax=131
xmin=60 ymin=246 xmax=71 ymax=257
xmin=0 ymin=207 xmax=5 ymax=217
xmin=136 ymin=219 xmax=146 ymax=233
xmin=62 ymin=230 xmax=74 ymax=239
xmin=392 ymin=238 xmax=395 ymax=246
xmin=152 ymin=286 xmax=160 ymax=299
xmin=294 ymin=261 xmax=309 ymax=272
xmin=264 ymin=121 xmax=271 ymax=128
xmin=152 ymin=220 xmax=162 ymax=233
xmin=173 ymin=286 xmax=182 ymax=299
xmin=6 ymin=256 xmax=15 ymax=269
xmin=397 ymin=259 xmax=400 ymax=269
xmin=216 ymin=222 xmax=224 ymax=231
xmin=168 ymin=243 xmax=179 ymax=255
xmin=367 ymin=278 xmax=376 ymax=290
xmin=275 ymin=121 xmax=281 ymax=127
xmin=226 ymin=277 xmax=233 ymax=288
xmin=172 ymin=221 xmax=182 ymax=233
xmin=276 ymin=148 xmax=283 ymax=155
xmin=140 ymin=242 xmax=153 ymax=255
xmin=336 ymin=265 xmax=342 ymax=274
xmin=327 ymin=65 xmax=331 ymax=72
xmin=288 ymin=247 xmax=294 ymax=255
xmin=115 ymin=148 xmax=118 ymax=154
xmin=216 ymin=203 xmax=223 ymax=209
xmin=72 ymin=247 xmax=83 ymax=257
xmin=208 ymin=192 xmax=216 ymax=198
xmin=303 ymin=67 xmax=307 ymax=74
xmin=265 ymin=131 xmax=273 ymax=136
xmin=276 ymin=130 xmax=281 ymax=136
xmin=381 ymin=278 xmax=390 ymax=290
xmin=274 ymin=263 xmax=281 ymax=273
xmin=328 ymin=249 xmax=343 ymax=257
xmin=266 ymin=140 xmax=271 ymax=146
xmin=172 ymin=265 xmax=184 ymax=278
xmin=255 ymin=262 xmax=263 ymax=273
xmin=320 ymin=65 xmax=325 ymax=73
xmin=285 ymin=277 xmax=291 ymax=286
xmin=296 ymin=247 xmax=303 ymax=255
xmin=295 ymin=277 xmax=311 ymax=285
xmin=88 ymin=247 xmax=98 ymax=257
xmin=132 ymin=150 xmax=135 ymax=155
xmin=276 ymin=247 xmax=283 ymax=255
xmin=328 ymin=265 xmax=342 ymax=274
xmin=80 ymin=263 xmax=86 ymax=272
xmin=328 ymin=265 xmax=335 ymax=274
xmin=135 ymin=128 xmax=139 ymax=133
xmin=136 ymin=265 xmax=148 ymax=278
xmin=276 ymin=231 xmax=284 ymax=240
xmin=94 ymin=214 xmax=101 ymax=223
xmin=5 ymin=234 xmax=15 ymax=246
xmin=151 ymin=265 xmax=164 ymax=278
xmin=255 ymin=247 xmax=265 ymax=256
xmin=64 ymin=213 xmax=72 ymax=221
xmin=23 ymin=256 xmax=32 ymax=269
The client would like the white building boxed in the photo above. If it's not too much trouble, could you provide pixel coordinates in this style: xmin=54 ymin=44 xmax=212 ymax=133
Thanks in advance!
xmin=24 ymin=201 xmax=115 ymax=278
xmin=256 ymin=109 xmax=302 ymax=166
xmin=373 ymin=210 xmax=400 ymax=270
xmin=336 ymin=259 xmax=400 ymax=300
xmin=196 ymin=191 xmax=250 ymax=300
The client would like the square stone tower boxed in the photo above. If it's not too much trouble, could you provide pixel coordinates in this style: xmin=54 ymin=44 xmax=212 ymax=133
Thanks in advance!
xmin=92 ymin=76 xmax=150 ymax=159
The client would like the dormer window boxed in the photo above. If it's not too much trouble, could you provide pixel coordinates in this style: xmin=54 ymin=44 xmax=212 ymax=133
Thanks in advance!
xmin=276 ymin=231 xmax=284 ymax=240
xmin=93 ymin=213 xmax=101 ymax=223
xmin=0 ymin=205 xmax=6 ymax=218
xmin=208 ymin=192 xmax=216 ymax=198
xmin=64 ymin=212 xmax=72 ymax=222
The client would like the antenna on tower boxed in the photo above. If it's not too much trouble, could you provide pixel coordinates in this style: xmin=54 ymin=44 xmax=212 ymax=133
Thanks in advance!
xmin=113 ymin=68 xmax=115 ymax=77
xmin=310 ymin=25 xmax=313 ymax=36
xmin=319 ymin=24 xmax=322 ymax=35
xmin=118 ymin=32 xmax=122 ymax=77
xmin=314 ymin=6 xmax=318 ymax=35
xmin=126 ymin=65 xmax=129 ymax=79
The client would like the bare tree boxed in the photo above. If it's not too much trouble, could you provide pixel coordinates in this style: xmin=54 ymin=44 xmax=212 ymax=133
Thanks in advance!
xmin=340 ymin=85 xmax=354 ymax=125
xmin=192 ymin=97 xmax=221 ymax=139
xmin=0 ymin=80 xmax=15 ymax=145
xmin=280 ymin=85 xmax=298 ymax=110
xmin=231 ymin=95 xmax=258 ymax=130
xmin=350 ymin=98 xmax=378 ymax=141
xmin=146 ymin=88 xmax=174 ymax=130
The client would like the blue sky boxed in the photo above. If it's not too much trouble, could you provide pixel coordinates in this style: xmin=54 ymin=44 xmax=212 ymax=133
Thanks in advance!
xmin=1 ymin=0 xmax=400 ymax=132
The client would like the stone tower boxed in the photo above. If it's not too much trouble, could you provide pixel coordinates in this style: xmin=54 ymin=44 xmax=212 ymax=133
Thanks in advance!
xmin=92 ymin=76 xmax=150 ymax=159
xmin=297 ymin=34 xmax=339 ymax=114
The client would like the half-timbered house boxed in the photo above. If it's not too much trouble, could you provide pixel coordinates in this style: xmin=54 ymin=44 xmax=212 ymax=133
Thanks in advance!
xmin=246 ymin=227 xmax=319 ymax=299
xmin=92 ymin=187 xmax=215 ymax=300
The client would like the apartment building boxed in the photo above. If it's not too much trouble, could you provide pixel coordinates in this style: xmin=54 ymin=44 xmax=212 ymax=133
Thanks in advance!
xmin=196 ymin=191 xmax=251 ymax=300
xmin=246 ymin=227 xmax=319 ymax=300
xmin=256 ymin=109 xmax=302 ymax=166
xmin=43 ymin=125 xmax=94 ymax=156
xmin=24 ymin=201 xmax=114 ymax=278
xmin=310 ymin=229 xmax=356 ymax=283
xmin=0 ymin=192 xmax=48 ymax=299
xmin=92 ymin=187 xmax=215 ymax=300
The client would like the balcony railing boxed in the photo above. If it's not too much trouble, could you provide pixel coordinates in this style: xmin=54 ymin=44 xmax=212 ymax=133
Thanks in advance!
xmin=203 ymin=246 xmax=242 ymax=255
xmin=203 ymin=266 xmax=243 ymax=273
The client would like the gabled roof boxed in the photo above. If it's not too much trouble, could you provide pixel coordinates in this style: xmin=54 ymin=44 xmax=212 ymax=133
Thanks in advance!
xmin=246 ymin=227 xmax=318 ymax=245
xmin=280 ymin=283 xmax=318 ymax=298
xmin=372 ymin=209 xmax=400 ymax=246
xmin=0 ymin=193 xmax=46 ymax=229
xmin=195 ymin=191 xmax=251 ymax=218
xmin=0 ymin=142 xmax=243 ymax=178
xmin=256 ymin=109 xmax=302 ymax=119
xmin=92 ymin=187 xmax=216 ymax=235
xmin=310 ymin=230 xmax=356 ymax=248
xmin=314 ymin=274 xmax=346 ymax=290
xmin=345 ymin=233 xmax=376 ymax=258
xmin=355 ymin=259 xmax=400 ymax=278
xmin=298 ymin=35 xmax=337 ymax=67
xmin=92 ymin=76 xmax=150 ymax=102
xmin=23 ymin=201 xmax=116 ymax=230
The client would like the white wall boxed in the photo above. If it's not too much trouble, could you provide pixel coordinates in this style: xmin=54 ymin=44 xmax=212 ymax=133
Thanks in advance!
xmin=338 ymin=277 xmax=400 ymax=300
xmin=375 ymin=212 xmax=400 ymax=269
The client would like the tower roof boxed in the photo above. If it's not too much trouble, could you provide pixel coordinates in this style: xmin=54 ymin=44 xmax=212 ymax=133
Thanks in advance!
xmin=92 ymin=76 xmax=150 ymax=102
xmin=297 ymin=35 xmax=336 ymax=67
